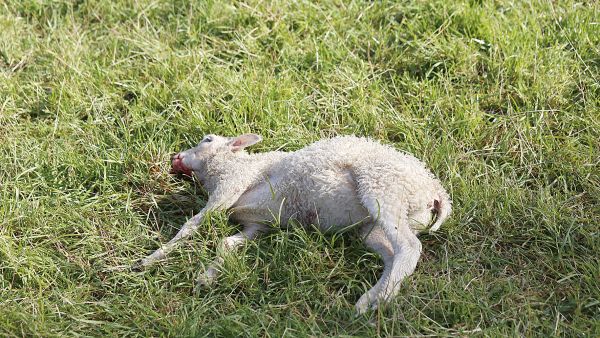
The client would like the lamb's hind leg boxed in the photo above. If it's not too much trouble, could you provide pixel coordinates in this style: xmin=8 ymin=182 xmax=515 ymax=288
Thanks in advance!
xmin=355 ymin=223 xmax=394 ymax=314
xmin=378 ymin=219 xmax=422 ymax=303
xmin=358 ymin=195 xmax=422 ymax=312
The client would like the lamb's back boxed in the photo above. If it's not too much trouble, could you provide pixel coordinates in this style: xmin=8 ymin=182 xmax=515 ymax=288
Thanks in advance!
xmin=283 ymin=136 xmax=429 ymax=175
xmin=270 ymin=136 xmax=445 ymax=209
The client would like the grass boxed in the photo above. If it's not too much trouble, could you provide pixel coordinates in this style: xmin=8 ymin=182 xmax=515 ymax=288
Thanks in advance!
xmin=1 ymin=0 xmax=598 ymax=336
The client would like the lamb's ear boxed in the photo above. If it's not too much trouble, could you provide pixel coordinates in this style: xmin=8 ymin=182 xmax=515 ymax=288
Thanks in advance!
xmin=228 ymin=134 xmax=262 ymax=151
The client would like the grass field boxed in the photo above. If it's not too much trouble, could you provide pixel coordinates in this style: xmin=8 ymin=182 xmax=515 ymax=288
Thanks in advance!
xmin=1 ymin=0 xmax=599 ymax=336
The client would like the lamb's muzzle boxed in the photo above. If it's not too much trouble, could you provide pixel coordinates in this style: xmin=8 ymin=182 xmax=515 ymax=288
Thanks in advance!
xmin=170 ymin=153 xmax=192 ymax=176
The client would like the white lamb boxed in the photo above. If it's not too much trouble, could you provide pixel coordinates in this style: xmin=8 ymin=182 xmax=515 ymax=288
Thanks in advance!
xmin=138 ymin=134 xmax=452 ymax=314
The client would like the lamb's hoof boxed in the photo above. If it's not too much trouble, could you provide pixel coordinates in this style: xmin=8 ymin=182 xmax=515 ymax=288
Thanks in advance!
xmin=355 ymin=293 xmax=381 ymax=316
xmin=195 ymin=276 xmax=211 ymax=289
xmin=194 ymin=267 xmax=219 ymax=293
xmin=194 ymin=277 xmax=215 ymax=294
xmin=355 ymin=297 xmax=375 ymax=315
xmin=130 ymin=260 xmax=145 ymax=272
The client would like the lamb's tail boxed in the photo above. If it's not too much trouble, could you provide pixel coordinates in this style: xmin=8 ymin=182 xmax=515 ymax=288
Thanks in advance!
xmin=429 ymin=194 xmax=452 ymax=233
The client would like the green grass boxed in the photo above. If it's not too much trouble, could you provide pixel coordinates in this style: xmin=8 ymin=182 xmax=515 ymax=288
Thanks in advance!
xmin=1 ymin=0 xmax=598 ymax=336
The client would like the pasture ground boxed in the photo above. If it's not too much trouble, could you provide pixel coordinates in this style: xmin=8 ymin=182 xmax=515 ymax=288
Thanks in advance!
xmin=1 ymin=0 xmax=598 ymax=336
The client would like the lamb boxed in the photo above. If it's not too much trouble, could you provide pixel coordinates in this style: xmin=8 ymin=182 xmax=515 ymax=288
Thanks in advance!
xmin=138 ymin=133 xmax=452 ymax=314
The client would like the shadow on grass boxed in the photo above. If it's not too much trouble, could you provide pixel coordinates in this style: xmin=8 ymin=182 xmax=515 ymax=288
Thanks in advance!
xmin=143 ymin=174 xmax=207 ymax=240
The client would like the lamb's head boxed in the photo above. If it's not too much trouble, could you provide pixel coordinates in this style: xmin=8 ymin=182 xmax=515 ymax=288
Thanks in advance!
xmin=170 ymin=133 xmax=262 ymax=177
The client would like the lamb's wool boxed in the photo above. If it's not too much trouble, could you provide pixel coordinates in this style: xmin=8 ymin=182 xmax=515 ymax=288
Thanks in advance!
xmin=140 ymin=134 xmax=452 ymax=314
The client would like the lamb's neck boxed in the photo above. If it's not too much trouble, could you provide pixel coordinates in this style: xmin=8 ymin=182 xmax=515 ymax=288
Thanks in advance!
xmin=202 ymin=152 xmax=269 ymax=195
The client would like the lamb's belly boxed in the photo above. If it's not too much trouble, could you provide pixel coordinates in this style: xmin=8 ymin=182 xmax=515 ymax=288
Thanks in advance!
xmin=296 ymin=196 xmax=369 ymax=233
xmin=281 ymin=178 xmax=369 ymax=232
xmin=232 ymin=194 xmax=368 ymax=232
xmin=231 ymin=175 xmax=369 ymax=232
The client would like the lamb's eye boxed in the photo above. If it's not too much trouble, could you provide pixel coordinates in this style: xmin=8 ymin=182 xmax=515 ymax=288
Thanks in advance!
xmin=203 ymin=137 xmax=213 ymax=143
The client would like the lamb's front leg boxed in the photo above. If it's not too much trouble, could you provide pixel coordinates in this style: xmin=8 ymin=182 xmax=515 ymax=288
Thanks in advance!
xmin=137 ymin=191 xmax=241 ymax=269
xmin=136 ymin=209 xmax=206 ymax=268
xmin=196 ymin=223 xmax=270 ymax=288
